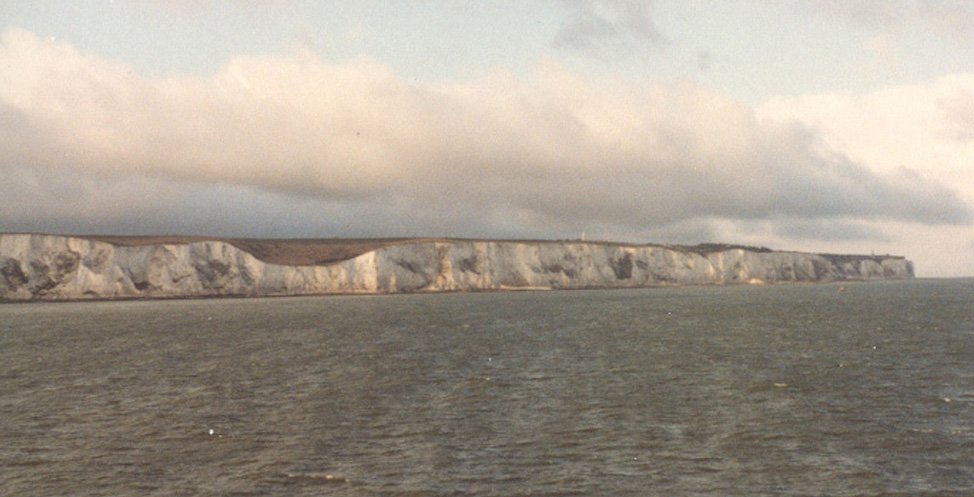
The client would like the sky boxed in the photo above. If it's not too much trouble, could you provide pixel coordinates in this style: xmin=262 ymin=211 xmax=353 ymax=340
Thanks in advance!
xmin=2 ymin=1 xmax=974 ymax=277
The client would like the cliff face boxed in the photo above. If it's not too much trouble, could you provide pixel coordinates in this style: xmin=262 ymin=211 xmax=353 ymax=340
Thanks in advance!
xmin=0 ymin=234 xmax=914 ymax=301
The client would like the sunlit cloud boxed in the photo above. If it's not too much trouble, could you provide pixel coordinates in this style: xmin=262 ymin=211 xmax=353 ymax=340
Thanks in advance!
xmin=0 ymin=27 xmax=971 ymax=251
xmin=758 ymin=74 xmax=974 ymax=204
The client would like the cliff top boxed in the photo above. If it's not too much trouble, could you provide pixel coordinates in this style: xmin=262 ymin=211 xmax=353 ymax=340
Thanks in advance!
xmin=79 ymin=235 xmax=671 ymax=265
xmin=81 ymin=235 xmax=418 ymax=266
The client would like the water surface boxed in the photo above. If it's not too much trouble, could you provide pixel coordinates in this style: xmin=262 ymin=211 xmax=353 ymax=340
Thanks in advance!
xmin=2 ymin=279 xmax=973 ymax=496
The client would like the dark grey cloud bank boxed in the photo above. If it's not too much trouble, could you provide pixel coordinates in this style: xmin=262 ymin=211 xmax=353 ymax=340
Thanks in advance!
xmin=0 ymin=27 xmax=970 ymax=246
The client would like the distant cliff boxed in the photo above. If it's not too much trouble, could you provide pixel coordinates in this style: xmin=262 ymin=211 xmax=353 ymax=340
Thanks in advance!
xmin=0 ymin=234 xmax=914 ymax=301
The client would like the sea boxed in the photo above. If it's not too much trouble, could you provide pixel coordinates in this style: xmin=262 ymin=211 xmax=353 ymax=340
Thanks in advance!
xmin=1 ymin=279 xmax=973 ymax=497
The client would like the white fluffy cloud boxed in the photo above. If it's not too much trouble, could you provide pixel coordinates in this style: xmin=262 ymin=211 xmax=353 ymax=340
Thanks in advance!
xmin=758 ymin=75 xmax=974 ymax=205
xmin=1 ymin=27 xmax=972 ymax=274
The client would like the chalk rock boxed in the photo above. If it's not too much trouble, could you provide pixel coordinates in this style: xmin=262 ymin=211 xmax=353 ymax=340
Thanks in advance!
xmin=0 ymin=234 xmax=914 ymax=301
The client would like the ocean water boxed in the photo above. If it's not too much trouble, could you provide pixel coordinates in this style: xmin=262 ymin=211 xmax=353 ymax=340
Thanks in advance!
xmin=1 ymin=279 xmax=973 ymax=496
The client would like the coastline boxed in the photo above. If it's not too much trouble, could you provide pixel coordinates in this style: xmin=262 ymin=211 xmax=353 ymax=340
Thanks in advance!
xmin=0 ymin=233 xmax=914 ymax=302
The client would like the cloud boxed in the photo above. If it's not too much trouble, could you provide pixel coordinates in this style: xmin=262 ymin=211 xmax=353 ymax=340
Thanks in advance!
xmin=131 ymin=0 xmax=286 ymax=10
xmin=937 ymin=87 xmax=974 ymax=142
xmin=551 ymin=0 xmax=666 ymax=57
xmin=773 ymin=218 xmax=891 ymax=242
xmin=758 ymin=74 xmax=974 ymax=206
xmin=794 ymin=0 xmax=900 ymax=27
xmin=0 ymin=27 xmax=970 ymax=245
xmin=793 ymin=0 xmax=974 ymax=42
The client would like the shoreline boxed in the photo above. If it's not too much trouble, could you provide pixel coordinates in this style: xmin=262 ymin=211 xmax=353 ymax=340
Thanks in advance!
xmin=0 ymin=278 xmax=919 ymax=305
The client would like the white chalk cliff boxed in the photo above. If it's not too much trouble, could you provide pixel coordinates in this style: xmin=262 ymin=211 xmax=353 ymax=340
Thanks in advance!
xmin=0 ymin=234 xmax=914 ymax=301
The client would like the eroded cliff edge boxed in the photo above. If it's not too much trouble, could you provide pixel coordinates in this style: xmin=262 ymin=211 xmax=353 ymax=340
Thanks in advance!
xmin=0 ymin=234 xmax=914 ymax=301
